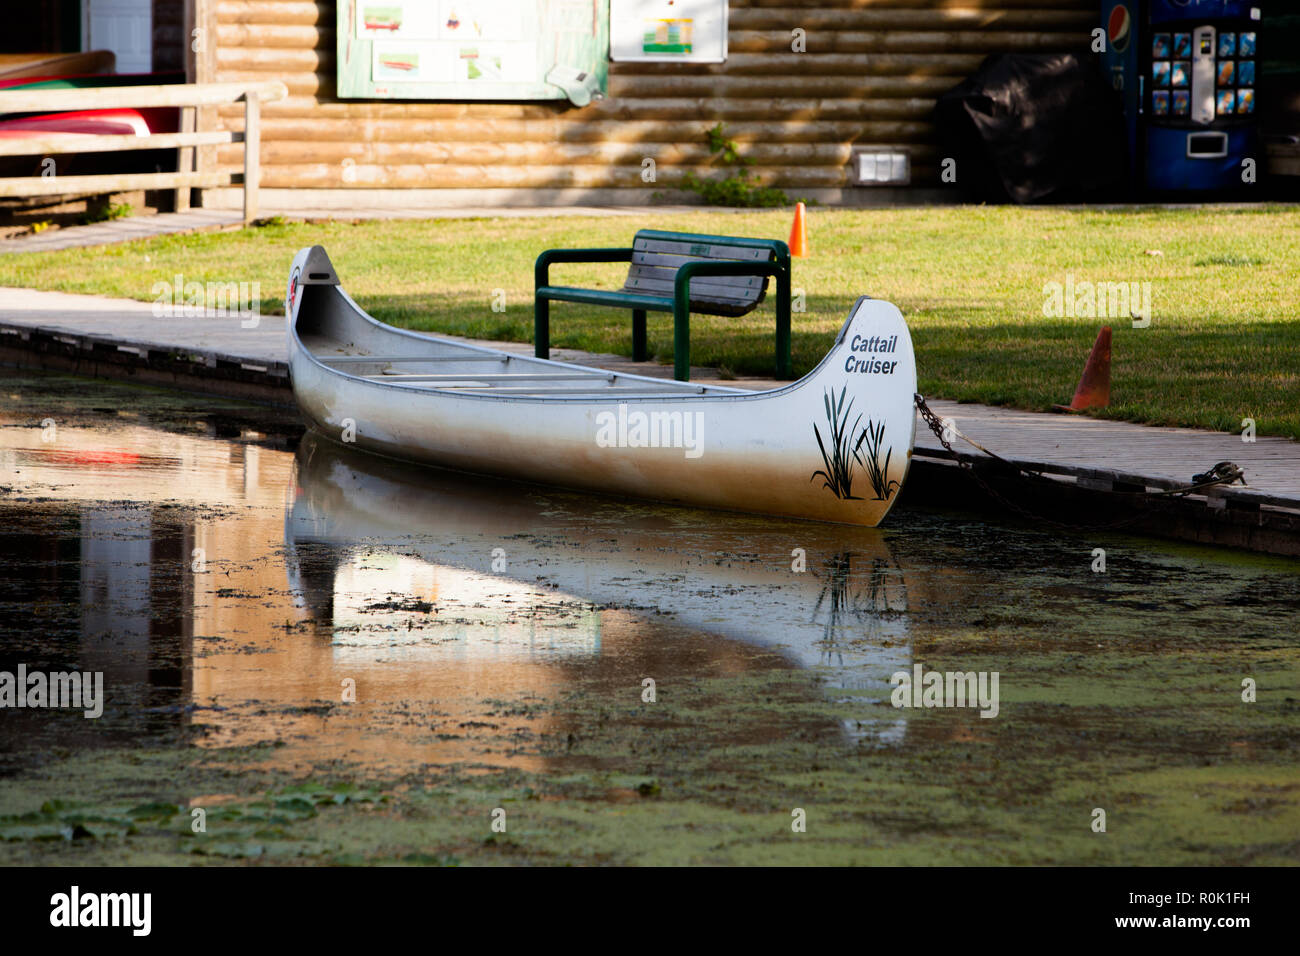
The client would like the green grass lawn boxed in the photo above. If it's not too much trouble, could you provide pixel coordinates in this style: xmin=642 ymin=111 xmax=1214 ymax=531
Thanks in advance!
xmin=2 ymin=205 xmax=1296 ymax=438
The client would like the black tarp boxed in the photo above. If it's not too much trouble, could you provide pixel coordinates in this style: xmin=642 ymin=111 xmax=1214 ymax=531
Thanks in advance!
xmin=933 ymin=52 xmax=1130 ymax=204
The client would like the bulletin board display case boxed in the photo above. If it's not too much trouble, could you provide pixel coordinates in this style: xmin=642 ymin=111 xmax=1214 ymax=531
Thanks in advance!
xmin=610 ymin=0 xmax=728 ymax=63
xmin=337 ymin=0 xmax=610 ymax=101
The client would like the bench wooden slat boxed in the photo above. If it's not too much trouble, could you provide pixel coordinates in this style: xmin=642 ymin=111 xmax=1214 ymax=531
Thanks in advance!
xmin=626 ymin=270 xmax=759 ymax=290
xmin=624 ymin=263 xmax=768 ymax=308
xmin=626 ymin=274 xmax=763 ymax=292
xmin=633 ymin=236 xmax=771 ymax=261
xmin=630 ymin=250 xmax=772 ymax=275
xmin=626 ymin=262 xmax=766 ymax=291
xmin=623 ymin=276 xmax=764 ymax=302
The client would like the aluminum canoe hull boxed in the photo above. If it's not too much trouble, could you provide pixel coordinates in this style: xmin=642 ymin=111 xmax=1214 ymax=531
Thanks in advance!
xmin=286 ymin=245 xmax=917 ymax=527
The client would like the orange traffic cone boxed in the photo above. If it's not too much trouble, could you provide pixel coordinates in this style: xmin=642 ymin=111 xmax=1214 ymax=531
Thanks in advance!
xmin=1054 ymin=326 xmax=1111 ymax=412
xmin=788 ymin=201 xmax=808 ymax=257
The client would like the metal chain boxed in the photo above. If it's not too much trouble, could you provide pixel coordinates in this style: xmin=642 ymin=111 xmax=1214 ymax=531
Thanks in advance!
xmin=912 ymin=393 xmax=1246 ymax=532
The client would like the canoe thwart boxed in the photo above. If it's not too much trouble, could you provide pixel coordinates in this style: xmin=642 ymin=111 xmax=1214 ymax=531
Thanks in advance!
xmin=317 ymin=354 xmax=511 ymax=364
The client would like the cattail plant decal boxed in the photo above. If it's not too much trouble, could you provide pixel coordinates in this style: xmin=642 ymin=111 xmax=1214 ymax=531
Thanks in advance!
xmin=856 ymin=418 xmax=899 ymax=501
xmin=811 ymin=386 xmax=863 ymax=500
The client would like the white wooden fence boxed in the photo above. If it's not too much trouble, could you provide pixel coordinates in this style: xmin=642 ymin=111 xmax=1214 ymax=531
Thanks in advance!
xmin=0 ymin=81 xmax=288 ymax=222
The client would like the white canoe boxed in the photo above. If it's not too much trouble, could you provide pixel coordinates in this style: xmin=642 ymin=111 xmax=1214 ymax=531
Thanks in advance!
xmin=286 ymin=244 xmax=918 ymax=527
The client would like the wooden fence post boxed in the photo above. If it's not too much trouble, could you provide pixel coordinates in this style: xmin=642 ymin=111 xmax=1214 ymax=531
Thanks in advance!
xmin=176 ymin=105 xmax=195 ymax=212
xmin=243 ymin=93 xmax=260 ymax=223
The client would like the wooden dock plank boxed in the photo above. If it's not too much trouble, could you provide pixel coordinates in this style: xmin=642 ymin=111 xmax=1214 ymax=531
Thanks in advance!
xmin=910 ymin=399 xmax=1300 ymax=501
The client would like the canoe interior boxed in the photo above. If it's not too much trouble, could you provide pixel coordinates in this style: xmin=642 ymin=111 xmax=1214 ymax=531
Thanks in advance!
xmin=296 ymin=283 xmax=752 ymax=400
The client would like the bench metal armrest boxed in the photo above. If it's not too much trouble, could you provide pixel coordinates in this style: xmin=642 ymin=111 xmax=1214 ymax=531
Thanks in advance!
xmin=672 ymin=260 xmax=793 ymax=382
xmin=533 ymin=248 xmax=633 ymax=362
xmin=534 ymin=248 xmax=634 ymax=289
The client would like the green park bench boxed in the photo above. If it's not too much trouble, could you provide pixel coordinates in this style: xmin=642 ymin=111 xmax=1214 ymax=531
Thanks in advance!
xmin=534 ymin=229 xmax=793 ymax=382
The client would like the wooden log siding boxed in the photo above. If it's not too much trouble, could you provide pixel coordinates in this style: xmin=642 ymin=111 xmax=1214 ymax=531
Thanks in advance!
xmin=206 ymin=0 xmax=1095 ymax=197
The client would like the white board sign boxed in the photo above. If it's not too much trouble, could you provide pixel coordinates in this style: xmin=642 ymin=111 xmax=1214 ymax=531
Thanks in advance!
xmin=339 ymin=0 xmax=608 ymax=102
xmin=610 ymin=0 xmax=727 ymax=63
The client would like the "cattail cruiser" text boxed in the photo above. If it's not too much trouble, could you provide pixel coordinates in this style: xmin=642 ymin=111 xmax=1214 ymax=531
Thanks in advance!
xmin=845 ymin=334 xmax=899 ymax=375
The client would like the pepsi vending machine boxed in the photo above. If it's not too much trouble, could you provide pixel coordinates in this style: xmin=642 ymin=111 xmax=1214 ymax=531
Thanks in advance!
xmin=1102 ymin=1 xmax=1263 ymax=193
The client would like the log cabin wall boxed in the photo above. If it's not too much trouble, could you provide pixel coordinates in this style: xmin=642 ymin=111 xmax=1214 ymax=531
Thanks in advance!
xmin=201 ymin=0 xmax=1095 ymax=208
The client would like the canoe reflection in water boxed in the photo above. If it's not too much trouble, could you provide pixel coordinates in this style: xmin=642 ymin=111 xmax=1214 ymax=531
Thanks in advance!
xmin=287 ymin=432 xmax=913 ymax=743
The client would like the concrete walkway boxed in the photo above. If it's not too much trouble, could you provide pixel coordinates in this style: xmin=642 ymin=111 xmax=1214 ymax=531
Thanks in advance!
xmin=1 ymin=286 xmax=1296 ymax=551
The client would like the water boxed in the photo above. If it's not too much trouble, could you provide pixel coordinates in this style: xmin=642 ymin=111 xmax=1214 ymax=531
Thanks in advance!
xmin=1 ymin=370 xmax=1297 ymax=865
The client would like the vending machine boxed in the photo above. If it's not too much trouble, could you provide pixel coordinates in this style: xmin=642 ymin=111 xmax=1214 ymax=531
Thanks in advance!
xmin=1101 ymin=1 xmax=1263 ymax=193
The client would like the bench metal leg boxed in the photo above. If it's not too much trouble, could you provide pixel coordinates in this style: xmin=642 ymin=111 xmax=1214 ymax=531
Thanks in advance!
xmin=775 ymin=267 xmax=793 ymax=379
xmin=671 ymin=288 xmax=691 ymax=382
xmin=631 ymin=309 xmax=647 ymax=362
xmin=534 ymin=295 xmax=549 ymax=359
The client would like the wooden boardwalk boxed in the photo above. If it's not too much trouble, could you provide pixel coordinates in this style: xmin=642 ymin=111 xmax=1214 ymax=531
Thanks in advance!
xmin=907 ymin=400 xmax=1300 ymax=515
xmin=0 ymin=286 xmax=1296 ymax=550
xmin=0 ymin=285 xmax=288 ymax=358
xmin=0 ymin=210 xmax=244 ymax=255
xmin=0 ymin=204 xmax=711 ymax=257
